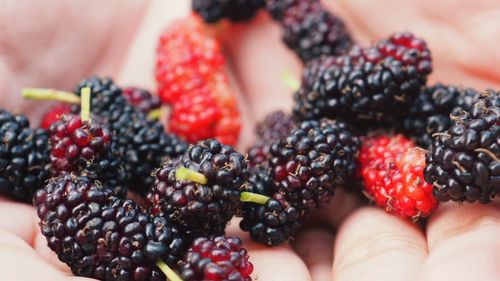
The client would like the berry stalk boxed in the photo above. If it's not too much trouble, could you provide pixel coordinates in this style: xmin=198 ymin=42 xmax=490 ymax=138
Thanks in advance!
xmin=282 ymin=70 xmax=300 ymax=91
xmin=80 ymin=87 xmax=91 ymax=122
xmin=22 ymin=88 xmax=80 ymax=104
xmin=156 ymin=261 xmax=183 ymax=281
xmin=175 ymin=167 xmax=208 ymax=184
xmin=148 ymin=108 xmax=162 ymax=120
xmin=240 ymin=191 xmax=270 ymax=205
xmin=175 ymin=167 xmax=271 ymax=205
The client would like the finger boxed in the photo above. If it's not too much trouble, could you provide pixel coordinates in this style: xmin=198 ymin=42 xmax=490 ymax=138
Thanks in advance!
xmin=421 ymin=201 xmax=500 ymax=281
xmin=1 ymin=0 xmax=148 ymax=120
xmin=293 ymin=229 xmax=334 ymax=281
xmin=226 ymin=218 xmax=312 ymax=281
xmin=332 ymin=207 xmax=428 ymax=281
xmin=329 ymin=0 xmax=500 ymax=88
xmin=309 ymin=188 xmax=366 ymax=228
xmin=0 ymin=197 xmax=37 ymax=244
xmin=117 ymin=0 xmax=189 ymax=88
xmin=0 ymin=228 xmax=92 ymax=281
xmin=33 ymin=223 xmax=73 ymax=273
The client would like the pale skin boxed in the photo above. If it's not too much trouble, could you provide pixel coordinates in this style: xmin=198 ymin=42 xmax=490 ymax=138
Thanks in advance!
xmin=0 ymin=1 xmax=499 ymax=280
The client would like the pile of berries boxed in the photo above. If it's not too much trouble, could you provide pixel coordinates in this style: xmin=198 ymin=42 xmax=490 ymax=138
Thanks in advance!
xmin=0 ymin=1 xmax=498 ymax=281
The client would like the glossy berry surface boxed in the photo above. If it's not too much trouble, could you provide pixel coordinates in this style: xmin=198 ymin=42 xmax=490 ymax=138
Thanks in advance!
xmin=402 ymin=84 xmax=479 ymax=147
xmin=0 ymin=109 xmax=50 ymax=202
xmin=73 ymin=76 xmax=188 ymax=195
xmin=424 ymin=92 xmax=500 ymax=203
xmin=360 ymin=135 xmax=438 ymax=219
xmin=293 ymin=32 xmax=432 ymax=125
xmin=148 ymin=139 xmax=248 ymax=236
xmin=193 ymin=0 xmax=265 ymax=23
xmin=34 ymin=174 xmax=189 ymax=281
xmin=268 ymin=119 xmax=360 ymax=210
xmin=280 ymin=0 xmax=353 ymax=62
xmin=239 ymin=168 xmax=304 ymax=246
xmin=40 ymin=103 xmax=72 ymax=129
xmin=180 ymin=236 xmax=253 ymax=281
xmin=48 ymin=114 xmax=126 ymax=196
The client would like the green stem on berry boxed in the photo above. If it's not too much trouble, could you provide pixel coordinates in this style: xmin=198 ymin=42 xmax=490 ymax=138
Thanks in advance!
xmin=282 ymin=70 xmax=300 ymax=92
xmin=240 ymin=191 xmax=270 ymax=205
xmin=148 ymin=108 xmax=162 ymax=120
xmin=156 ymin=260 xmax=183 ymax=281
xmin=21 ymin=88 xmax=80 ymax=104
xmin=80 ymin=87 xmax=91 ymax=122
xmin=175 ymin=167 xmax=208 ymax=184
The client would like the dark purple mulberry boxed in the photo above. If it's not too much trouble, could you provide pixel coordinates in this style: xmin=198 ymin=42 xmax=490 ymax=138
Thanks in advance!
xmin=424 ymin=92 xmax=500 ymax=203
xmin=0 ymin=109 xmax=50 ymax=202
xmin=33 ymin=174 xmax=189 ymax=281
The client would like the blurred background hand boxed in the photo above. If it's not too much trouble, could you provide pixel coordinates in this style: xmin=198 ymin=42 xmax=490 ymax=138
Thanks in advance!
xmin=0 ymin=1 xmax=499 ymax=281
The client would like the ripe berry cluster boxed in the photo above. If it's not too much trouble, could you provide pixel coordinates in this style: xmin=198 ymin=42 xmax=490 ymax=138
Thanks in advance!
xmin=155 ymin=15 xmax=241 ymax=145
xmin=0 ymin=1 xmax=498 ymax=280
xmin=242 ymin=117 xmax=361 ymax=245
xmin=16 ymin=83 xmax=255 ymax=280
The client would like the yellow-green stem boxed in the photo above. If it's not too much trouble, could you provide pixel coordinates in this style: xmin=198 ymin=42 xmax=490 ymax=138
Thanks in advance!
xmin=240 ymin=191 xmax=270 ymax=205
xmin=148 ymin=108 xmax=162 ymax=120
xmin=156 ymin=261 xmax=183 ymax=281
xmin=80 ymin=87 xmax=91 ymax=122
xmin=282 ymin=70 xmax=300 ymax=92
xmin=175 ymin=167 xmax=208 ymax=184
xmin=22 ymin=88 xmax=80 ymax=104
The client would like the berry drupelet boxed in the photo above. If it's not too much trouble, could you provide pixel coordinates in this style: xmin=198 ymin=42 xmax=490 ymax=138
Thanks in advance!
xmin=40 ymin=103 xmax=72 ymax=129
xmin=0 ymin=109 xmax=50 ymax=202
xmin=267 ymin=119 xmax=360 ymax=210
xmin=122 ymin=87 xmax=161 ymax=114
xmin=265 ymin=0 xmax=298 ymax=21
xmin=239 ymin=168 xmax=305 ymax=246
xmin=193 ymin=0 xmax=265 ymax=23
xmin=359 ymin=135 xmax=437 ymax=219
xmin=402 ymin=84 xmax=479 ymax=147
xmin=73 ymin=76 xmax=188 ymax=195
xmin=256 ymin=110 xmax=296 ymax=142
xmin=147 ymin=139 xmax=249 ymax=236
xmin=424 ymin=92 xmax=500 ymax=203
xmin=279 ymin=0 xmax=353 ymax=62
xmin=48 ymin=113 xmax=126 ymax=197
xmin=34 ymin=174 xmax=188 ymax=281
xmin=248 ymin=110 xmax=296 ymax=167
xmin=293 ymin=32 xmax=432 ymax=125
xmin=179 ymin=236 xmax=253 ymax=281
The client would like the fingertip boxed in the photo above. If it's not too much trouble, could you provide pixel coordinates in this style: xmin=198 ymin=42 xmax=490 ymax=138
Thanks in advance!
xmin=333 ymin=207 xmax=427 ymax=281
xmin=249 ymin=245 xmax=312 ymax=281
xmin=293 ymin=229 xmax=334 ymax=281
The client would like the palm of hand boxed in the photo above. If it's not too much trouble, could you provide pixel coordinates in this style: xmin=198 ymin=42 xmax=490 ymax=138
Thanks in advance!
xmin=0 ymin=1 xmax=499 ymax=281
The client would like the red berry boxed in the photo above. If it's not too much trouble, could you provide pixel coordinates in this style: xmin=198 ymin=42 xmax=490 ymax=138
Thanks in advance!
xmin=180 ymin=236 xmax=253 ymax=281
xmin=40 ymin=103 xmax=72 ymax=129
xmin=156 ymin=15 xmax=241 ymax=145
xmin=168 ymin=89 xmax=220 ymax=143
xmin=49 ymin=115 xmax=111 ymax=173
xmin=359 ymin=134 xmax=438 ymax=219
xmin=156 ymin=15 xmax=224 ymax=104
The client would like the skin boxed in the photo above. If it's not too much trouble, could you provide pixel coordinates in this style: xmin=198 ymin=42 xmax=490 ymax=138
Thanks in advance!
xmin=0 ymin=1 xmax=499 ymax=280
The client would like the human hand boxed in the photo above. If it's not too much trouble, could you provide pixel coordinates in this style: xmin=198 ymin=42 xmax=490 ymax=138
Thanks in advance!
xmin=0 ymin=1 xmax=309 ymax=280
xmin=216 ymin=1 xmax=500 ymax=280
xmin=1 ymin=1 xmax=499 ymax=281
